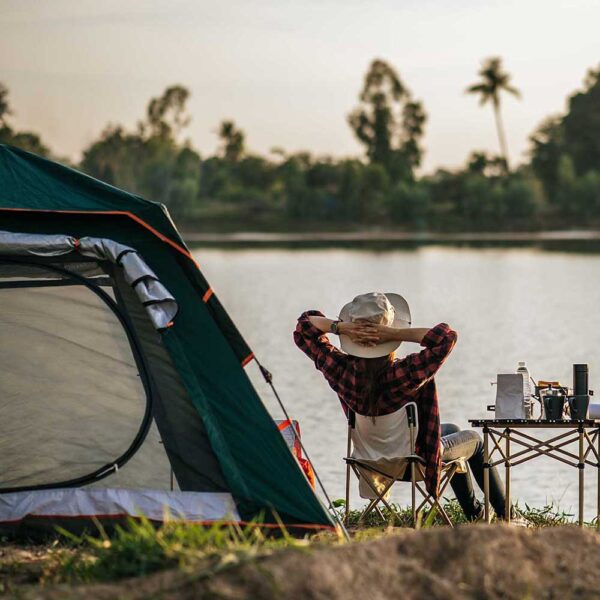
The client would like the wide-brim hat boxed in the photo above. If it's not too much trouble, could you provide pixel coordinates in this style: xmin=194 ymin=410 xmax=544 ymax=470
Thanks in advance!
xmin=338 ymin=292 xmax=411 ymax=358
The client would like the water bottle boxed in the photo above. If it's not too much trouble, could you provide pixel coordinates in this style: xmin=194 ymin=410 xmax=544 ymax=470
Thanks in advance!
xmin=517 ymin=361 xmax=532 ymax=418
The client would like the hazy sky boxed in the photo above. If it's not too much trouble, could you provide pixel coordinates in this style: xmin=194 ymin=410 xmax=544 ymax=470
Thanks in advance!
xmin=1 ymin=0 xmax=599 ymax=172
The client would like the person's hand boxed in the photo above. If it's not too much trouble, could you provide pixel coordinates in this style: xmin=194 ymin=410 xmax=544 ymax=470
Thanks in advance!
xmin=338 ymin=321 xmax=379 ymax=346
xmin=368 ymin=324 xmax=400 ymax=343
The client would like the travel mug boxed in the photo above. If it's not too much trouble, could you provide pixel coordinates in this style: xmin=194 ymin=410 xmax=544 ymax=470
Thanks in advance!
xmin=568 ymin=395 xmax=590 ymax=420
xmin=543 ymin=395 xmax=566 ymax=420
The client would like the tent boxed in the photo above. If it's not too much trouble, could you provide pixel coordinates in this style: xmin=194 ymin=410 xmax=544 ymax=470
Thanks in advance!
xmin=0 ymin=144 xmax=335 ymax=535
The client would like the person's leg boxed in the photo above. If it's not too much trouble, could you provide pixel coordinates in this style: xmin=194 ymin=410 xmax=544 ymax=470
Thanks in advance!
xmin=441 ymin=430 xmax=481 ymax=519
xmin=441 ymin=423 xmax=461 ymax=437
xmin=442 ymin=429 xmax=506 ymax=519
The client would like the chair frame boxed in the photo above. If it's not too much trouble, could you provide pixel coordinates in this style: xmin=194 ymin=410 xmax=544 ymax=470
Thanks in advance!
xmin=343 ymin=404 xmax=465 ymax=528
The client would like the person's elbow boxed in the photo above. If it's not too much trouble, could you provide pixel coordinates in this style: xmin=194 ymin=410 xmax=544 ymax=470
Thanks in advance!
xmin=447 ymin=326 xmax=458 ymax=346
xmin=293 ymin=328 xmax=305 ymax=350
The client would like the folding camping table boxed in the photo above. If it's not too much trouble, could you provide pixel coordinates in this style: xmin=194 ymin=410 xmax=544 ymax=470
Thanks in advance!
xmin=469 ymin=419 xmax=600 ymax=526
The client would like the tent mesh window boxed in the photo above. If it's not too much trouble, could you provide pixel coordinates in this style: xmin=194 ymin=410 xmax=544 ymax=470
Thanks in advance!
xmin=0 ymin=259 xmax=172 ymax=491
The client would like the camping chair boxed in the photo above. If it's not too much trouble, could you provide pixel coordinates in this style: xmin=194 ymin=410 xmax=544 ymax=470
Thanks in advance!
xmin=343 ymin=402 xmax=467 ymax=527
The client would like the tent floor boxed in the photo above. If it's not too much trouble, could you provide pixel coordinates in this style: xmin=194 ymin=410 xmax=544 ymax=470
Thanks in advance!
xmin=0 ymin=488 xmax=240 ymax=537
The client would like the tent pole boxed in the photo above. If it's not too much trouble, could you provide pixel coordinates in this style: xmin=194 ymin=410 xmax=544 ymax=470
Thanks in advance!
xmin=257 ymin=361 xmax=350 ymax=540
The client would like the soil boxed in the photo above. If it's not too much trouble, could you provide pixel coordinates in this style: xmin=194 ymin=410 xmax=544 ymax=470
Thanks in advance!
xmin=3 ymin=525 xmax=600 ymax=599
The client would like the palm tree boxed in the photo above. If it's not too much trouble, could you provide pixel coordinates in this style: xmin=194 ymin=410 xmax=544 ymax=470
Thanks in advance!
xmin=466 ymin=57 xmax=520 ymax=171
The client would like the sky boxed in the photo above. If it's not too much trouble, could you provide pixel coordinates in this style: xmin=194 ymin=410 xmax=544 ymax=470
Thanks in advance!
xmin=1 ymin=0 xmax=599 ymax=172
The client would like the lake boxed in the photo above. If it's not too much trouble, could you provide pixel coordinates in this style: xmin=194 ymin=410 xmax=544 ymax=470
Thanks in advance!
xmin=193 ymin=244 xmax=600 ymax=520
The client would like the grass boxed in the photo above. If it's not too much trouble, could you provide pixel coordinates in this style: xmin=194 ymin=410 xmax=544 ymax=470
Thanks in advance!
xmin=334 ymin=497 xmax=585 ymax=529
xmin=41 ymin=516 xmax=323 ymax=585
xmin=2 ymin=500 xmax=594 ymax=590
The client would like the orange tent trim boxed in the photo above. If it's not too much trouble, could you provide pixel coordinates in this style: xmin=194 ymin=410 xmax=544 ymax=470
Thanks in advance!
xmin=0 ymin=207 xmax=258 ymax=368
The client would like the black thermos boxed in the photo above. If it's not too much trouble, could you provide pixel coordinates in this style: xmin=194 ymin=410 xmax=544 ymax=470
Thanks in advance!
xmin=573 ymin=364 xmax=589 ymax=396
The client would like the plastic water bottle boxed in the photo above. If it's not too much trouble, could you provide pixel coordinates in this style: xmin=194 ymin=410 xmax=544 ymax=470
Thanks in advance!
xmin=517 ymin=361 xmax=532 ymax=418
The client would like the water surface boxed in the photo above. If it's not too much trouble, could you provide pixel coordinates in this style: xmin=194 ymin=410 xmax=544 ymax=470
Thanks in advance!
xmin=193 ymin=245 xmax=600 ymax=519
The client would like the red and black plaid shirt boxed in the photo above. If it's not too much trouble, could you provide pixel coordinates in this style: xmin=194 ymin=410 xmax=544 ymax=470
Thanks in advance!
xmin=293 ymin=311 xmax=458 ymax=497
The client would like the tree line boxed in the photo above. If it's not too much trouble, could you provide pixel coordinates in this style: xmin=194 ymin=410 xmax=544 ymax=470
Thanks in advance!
xmin=1 ymin=57 xmax=600 ymax=231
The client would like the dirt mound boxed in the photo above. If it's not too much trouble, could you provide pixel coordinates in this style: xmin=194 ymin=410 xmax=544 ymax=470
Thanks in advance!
xmin=16 ymin=525 xmax=600 ymax=599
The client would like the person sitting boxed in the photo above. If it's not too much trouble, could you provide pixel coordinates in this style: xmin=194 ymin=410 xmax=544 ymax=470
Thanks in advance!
xmin=293 ymin=291 xmax=506 ymax=522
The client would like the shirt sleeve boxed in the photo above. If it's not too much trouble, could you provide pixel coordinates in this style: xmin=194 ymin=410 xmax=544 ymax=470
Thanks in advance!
xmin=293 ymin=310 xmax=345 ymax=372
xmin=396 ymin=323 xmax=458 ymax=390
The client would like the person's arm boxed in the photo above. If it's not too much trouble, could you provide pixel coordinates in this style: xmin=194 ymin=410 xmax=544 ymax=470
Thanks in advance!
xmin=293 ymin=311 xmax=343 ymax=371
xmin=293 ymin=311 xmax=380 ymax=368
xmin=367 ymin=322 xmax=457 ymax=389
xmin=404 ymin=323 xmax=458 ymax=386
xmin=307 ymin=315 xmax=383 ymax=346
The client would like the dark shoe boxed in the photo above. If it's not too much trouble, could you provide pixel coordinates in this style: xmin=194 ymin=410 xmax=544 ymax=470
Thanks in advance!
xmin=506 ymin=506 xmax=529 ymax=527
xmin=469 ymin=502 xmax=487 ymax=523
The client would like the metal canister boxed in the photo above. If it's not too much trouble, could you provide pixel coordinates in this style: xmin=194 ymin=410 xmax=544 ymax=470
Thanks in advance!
xmin=573 ymin=364 xmax=589 ymax=396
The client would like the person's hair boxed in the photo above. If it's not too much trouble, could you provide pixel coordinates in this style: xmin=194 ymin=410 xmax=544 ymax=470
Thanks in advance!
xmin=361 ymin=353 xmax=395 ymax=422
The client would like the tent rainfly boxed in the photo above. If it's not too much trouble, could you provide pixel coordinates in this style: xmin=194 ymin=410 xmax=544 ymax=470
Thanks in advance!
xmin=0 ymin=144 xmax=335 ymax=535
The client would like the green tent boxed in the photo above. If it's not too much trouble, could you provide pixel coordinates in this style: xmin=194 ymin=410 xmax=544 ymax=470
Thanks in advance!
xmin=0 ymin=144 xmax=334 ymax=534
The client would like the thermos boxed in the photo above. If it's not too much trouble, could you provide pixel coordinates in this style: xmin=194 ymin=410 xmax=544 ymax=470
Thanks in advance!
xmin=570 ymin=364 xmax=590 ymax=420
xmin=573 ymin=364 xmax=588 ymax=396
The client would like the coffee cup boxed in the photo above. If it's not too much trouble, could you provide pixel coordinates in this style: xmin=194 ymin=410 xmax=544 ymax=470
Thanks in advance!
xmin=543 ymin=395 xmax=566 ymax=420
xmin=568 ymin=395 xmax=590 ymax=421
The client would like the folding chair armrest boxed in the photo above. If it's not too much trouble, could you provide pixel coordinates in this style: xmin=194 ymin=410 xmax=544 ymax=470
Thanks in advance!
xmin=345 ymin=455 xmax=426 ymax=466
xmin=441 ymin=456 xmax=468 ymax=473
xmin=405 ymin=454 xmax=427 ymax=464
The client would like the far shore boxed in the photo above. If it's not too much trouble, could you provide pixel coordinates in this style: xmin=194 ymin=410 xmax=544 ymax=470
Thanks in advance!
xmin=182 ymin=229 xmax=600 ymax=244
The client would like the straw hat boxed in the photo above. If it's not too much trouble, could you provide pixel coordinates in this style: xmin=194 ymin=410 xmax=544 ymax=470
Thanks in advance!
xmin=338 ymin=292 xmax=411 ymax=358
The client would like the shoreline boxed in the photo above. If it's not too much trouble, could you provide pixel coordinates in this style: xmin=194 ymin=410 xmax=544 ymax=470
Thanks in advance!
xmin=181 ymin=229 xmax=600 ymax=245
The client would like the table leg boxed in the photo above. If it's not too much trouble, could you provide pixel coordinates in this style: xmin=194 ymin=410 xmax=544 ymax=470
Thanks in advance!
xmin=597 ymin=429 xmax=600 ymax=529
xmin=579 ymin=426 xmax=584 ymax=527
xmin=505 ymin=428 xmax=511 ymax=523
xmin=484 ymin=427 xmax=490 ymax=523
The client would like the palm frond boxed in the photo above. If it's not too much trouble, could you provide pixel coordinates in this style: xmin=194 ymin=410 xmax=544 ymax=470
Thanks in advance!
xmin=503 ymin=84 xmax=521 ymax=98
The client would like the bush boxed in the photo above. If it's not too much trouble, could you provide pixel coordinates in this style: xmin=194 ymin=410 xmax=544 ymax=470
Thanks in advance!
xmin=387 ymin=181 xmax=431 ymax=226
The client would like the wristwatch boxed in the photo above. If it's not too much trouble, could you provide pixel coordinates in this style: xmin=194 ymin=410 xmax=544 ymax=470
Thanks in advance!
xmin=330 ymin=320 xmax=341 ymax=335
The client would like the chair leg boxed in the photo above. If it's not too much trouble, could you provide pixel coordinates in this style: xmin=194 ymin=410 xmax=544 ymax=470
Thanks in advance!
xmin=415 ymin=464 xmax=460 ymax=527
xmin=360 ymin=479 xmax=398 ymax=522
xmin=411 ymin=460 xmax=417 ymax=527
xmin=344 ymin=462 xmax=351 ymax=524
xmin=351 ymin=464 xmax=401 ymax=525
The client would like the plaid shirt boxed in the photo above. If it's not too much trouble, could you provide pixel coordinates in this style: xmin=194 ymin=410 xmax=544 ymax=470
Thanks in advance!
xmin=293 ymin=311 xmax=458 ymax=497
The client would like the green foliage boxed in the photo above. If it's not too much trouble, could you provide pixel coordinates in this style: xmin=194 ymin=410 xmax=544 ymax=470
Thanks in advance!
xmin=336 ymin=498 xmax=469 ymax=529
xmin=218 ymin=120 xmax=245 ymax=163
xmin=80 ymin=86 xmax=201 ymax=219
xmin=518 ymin=503 xmax=575 ymax=527
xmin=0 ymin=82 xmax=50 ymax=156
xmin=348 ymin=59 xmax=427 ymax=181
xmin=3 ymin=65 xmax=600 ymax=230
xmin=531 ymin=65 xmax=600 ymax=208
xmin=0 ymin=82 xmax=10 ymax=127
xmin=145 ymin=85 xmax=191 ymax=140
xmin=388 ymin=181 xmax=431 ymax=226
xmin=466 ymin=57 xmax=521 ymax=107
xmin=5 ymin=501 xmax=596 ymax=590
xmin=562 ymin=66 xmax=600 ymax=176
xmin=45 ymin=516 xmax=314 ymax=584
xmin=337 ymin=498 xmax=591 ymax=529
xmin=466 ymin=57 xmax=520 ymax=170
